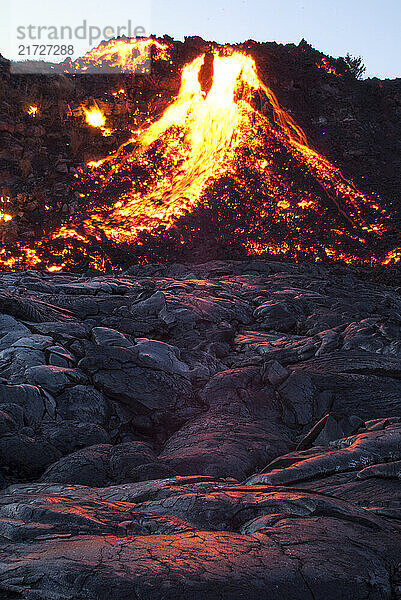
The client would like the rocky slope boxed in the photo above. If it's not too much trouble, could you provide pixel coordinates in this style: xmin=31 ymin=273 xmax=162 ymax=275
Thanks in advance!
xmin=0 ymin=260 xmax=399 ymax=598
xmin=1 ymin=37 xmax=401 ymax=255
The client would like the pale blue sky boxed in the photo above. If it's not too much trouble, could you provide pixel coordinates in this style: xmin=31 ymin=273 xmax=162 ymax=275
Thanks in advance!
xmin=2 ymin=0 xmax=400 ymax=79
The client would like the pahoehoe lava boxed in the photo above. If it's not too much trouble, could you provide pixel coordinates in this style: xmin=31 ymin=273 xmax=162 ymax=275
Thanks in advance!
xmin=0 ymin=261 xmax=399 ymax=599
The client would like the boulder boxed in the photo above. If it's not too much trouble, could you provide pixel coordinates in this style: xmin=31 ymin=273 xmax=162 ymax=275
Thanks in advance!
xmin=24 ymin=366 xmax=87 ymax=395
xmin=56 ymin=385 xmax=110 ymax=425
xmin=40 ymin=444 xmax=112 ymax=486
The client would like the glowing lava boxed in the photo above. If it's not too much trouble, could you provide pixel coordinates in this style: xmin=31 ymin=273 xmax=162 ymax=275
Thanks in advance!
xmin=316 ymin=57 xmax=342 ymax=77
xmin=0 ymin=212 xmax=12 ymax=223
xmin=1 ymin=40 xmax=399 ymax=271
xmin=27 ymin=105 xmax=38 ymax=116
xmin=68 ymin=38 xmax=171 ymax=73
xmin=80 ymin=52 xmax=264 ymax=242
xmin=382 ymin=248 xmax=401 ymax=265
xmin=62 ymin=49 xmax=390 ymax=255
xmin=83 ymin=105 xmax=106 ymax=128
xmin=82 ymin=104 xmax=113 ymax=137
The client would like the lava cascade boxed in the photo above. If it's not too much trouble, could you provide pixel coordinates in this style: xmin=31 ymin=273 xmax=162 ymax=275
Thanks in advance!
xmin=1 ymin=40 xmax=399 ymax=271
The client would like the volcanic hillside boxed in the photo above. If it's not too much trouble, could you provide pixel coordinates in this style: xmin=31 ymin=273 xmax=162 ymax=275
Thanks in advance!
xmin=0 ymin=36 xmax=400 ymax=272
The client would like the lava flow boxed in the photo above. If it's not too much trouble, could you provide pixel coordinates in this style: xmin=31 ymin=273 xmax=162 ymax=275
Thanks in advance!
xmin=66 ymin=38 xmax=171 ymax=73
xmin=0 ymin=39 xmax=399 ymax=271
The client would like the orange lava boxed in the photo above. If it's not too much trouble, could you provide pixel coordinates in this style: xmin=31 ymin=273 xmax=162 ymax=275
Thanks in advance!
xmin=83 ymin=105 xmax=106 ymax=128
xmin=0 ymin=40 xmax=398 ymax=271
xmin=382 ymin=248 xmax=401 ymax=265
xmin=59 ymin=48 xmax=389 ymax=251
xmin=0 ymin=247 xmax=41 ymax=270
xmin=316 ymin=57 xmax=342 ymax=77
xmin=68 ymin=38 xmax=171 ymax=73
xmin=27 ymin=105 xmax=39 ymax=116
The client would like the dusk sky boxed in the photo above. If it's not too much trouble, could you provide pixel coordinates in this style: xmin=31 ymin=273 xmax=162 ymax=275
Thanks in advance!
xmin=150 ymin=0 xmax=400 ymax=79
xmin=2 ymin=0 xmax=400 ymax=79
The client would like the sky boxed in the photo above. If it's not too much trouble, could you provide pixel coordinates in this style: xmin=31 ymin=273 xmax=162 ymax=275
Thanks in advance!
xmin=1 ymin=0 xmax=400 ymax=79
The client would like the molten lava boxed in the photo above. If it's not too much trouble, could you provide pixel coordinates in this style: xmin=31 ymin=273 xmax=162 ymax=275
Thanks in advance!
xmin=316 ymin=57 xmax=342 ymax=77
xmin=0 ymin=212 xmax=12 ymax=223
xmin=83 ymin=105 xmax=106 ymax=128
xmin=0 ymin=40 xmax=399 ymax=271
xmin=27 ymin=105 xmax=38 ymax=116
xmin=82 ymin=104 xmax=113 ymax=137
xmin=60 ymin=49 xmax=390 ymax=254
xmin=382 ymin=248 xmax=401 ymax=265
xmin=79 ymin=52 xmax=267 ymax=243
xmin=68 ymin=38 xmax=171 ymax=73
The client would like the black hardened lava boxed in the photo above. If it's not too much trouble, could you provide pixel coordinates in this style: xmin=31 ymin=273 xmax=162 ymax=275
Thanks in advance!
xmin=0 ymin=260 xmax=400 ymax=599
